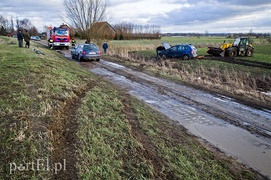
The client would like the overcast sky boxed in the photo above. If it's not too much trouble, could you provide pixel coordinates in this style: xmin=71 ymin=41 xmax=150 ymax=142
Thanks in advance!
xmin=0 ymin=0 xmax=271 ymax=33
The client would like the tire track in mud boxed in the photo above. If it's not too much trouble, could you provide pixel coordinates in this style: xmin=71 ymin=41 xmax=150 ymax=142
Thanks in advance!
xmin=48 ymin=81 xmax=98 ymax=180
xmin=122 ymin=96 xmax=169 ymax=179
xmin=203 ymin=55 xmax=271 ymax=69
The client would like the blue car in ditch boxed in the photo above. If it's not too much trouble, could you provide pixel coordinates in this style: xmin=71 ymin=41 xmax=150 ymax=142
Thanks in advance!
xmin=157 ymin=42 xmax=197 ymax=60
xmin=71 ymin=43 xmax=101 ymax=61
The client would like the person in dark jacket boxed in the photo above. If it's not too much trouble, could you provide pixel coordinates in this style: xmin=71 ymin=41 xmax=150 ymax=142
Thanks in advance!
xmin=23 ymin=29 xmax=31 ymax=48
xmin=102 ymin=42 xmax=108 ymax=54
xmin=71 ymin=38 xmax=76 ymax=47
xmin=17 ymin=30 xmax=23 ymax=47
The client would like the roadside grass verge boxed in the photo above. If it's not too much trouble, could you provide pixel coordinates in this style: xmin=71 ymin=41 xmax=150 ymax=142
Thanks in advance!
xmin=0 ymin=36 xmax=96 ymax=179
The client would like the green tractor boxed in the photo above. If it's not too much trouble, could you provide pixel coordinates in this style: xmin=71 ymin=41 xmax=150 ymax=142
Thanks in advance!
xmin=207 ymin=37 xmax=254 ymax=57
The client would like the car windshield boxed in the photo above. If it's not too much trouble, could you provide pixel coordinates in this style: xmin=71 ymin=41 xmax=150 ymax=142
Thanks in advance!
xmin=55 ymin=30 xmax=68 ymax=36
xmin=84 ymin=44 xmax=98 ymax=51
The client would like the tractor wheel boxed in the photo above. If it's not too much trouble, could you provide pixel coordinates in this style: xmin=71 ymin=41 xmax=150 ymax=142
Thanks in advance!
xmin=227 ymin=48 xmax=237 ymax=57
xmin=245 ymin=48 xmax=253 ymax=57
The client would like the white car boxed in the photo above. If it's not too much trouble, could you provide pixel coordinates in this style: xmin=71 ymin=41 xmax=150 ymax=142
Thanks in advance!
xmin=30 ymin=36 xmax=41 ymax=41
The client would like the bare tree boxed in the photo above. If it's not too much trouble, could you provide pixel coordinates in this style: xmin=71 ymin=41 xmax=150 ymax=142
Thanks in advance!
xmin=63 ymin=0 xmax=108 ymax=41
xmin=19 ymin=18 xmax=32 ymax=30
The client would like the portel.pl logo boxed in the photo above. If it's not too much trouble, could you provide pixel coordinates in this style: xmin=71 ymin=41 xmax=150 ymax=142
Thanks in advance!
xmin=9 ymin=158 xmax=66 ymax=175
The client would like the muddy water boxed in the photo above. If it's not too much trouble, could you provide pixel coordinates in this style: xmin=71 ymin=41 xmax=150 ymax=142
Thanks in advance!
xmin=90 ymin=60 xmax=271 ymax=178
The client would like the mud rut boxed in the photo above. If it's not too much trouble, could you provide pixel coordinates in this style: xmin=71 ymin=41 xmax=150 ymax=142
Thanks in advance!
xmin=48 ymin=82 xmax=95 ymax=179
xmin=48 ymin=81 xmax=175 ymax=179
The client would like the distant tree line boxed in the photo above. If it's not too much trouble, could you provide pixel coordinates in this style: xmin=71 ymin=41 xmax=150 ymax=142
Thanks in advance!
xmin=113 ymin=22 xmax=161 ymax=40
xmin=0 ymin=15 xmax=39 ymax=36
xmin=163 ymin=32 xmax=270 ymax=38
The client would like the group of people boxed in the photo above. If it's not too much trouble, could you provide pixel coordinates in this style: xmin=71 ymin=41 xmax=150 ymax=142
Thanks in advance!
xmin=17 ymin=29 xmax=30 ymax=48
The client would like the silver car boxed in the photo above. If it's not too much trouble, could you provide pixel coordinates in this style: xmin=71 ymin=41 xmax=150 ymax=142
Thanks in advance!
xmin=71 ymin=43 xmax=101 ymax=61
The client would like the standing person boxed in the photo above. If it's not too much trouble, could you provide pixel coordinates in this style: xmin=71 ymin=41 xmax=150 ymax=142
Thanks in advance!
xmin=102 ymin=41 xmax=108 ymax=54
xmin=48 ymin=38 xmax=54 ymax=49
xmin=71 ymin=38 xmax=76 ymax=47
xmin=23 ymin=29 xmax=31 ymax=48
xmin=17 ymin=30 xmax=23 ymax=47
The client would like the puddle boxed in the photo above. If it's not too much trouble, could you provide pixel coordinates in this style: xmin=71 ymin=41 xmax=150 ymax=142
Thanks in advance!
xmin=91 ymin=66 xmax=271 ymax=178
xmin=259 ymin=91 xmax=271 ymax=96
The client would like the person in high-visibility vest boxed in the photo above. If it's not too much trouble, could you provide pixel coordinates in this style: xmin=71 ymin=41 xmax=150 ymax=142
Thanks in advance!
xmin=71 ymin=38 xmax=76 ymax=47
xmin=48 ymin=38 xmax=54 ymax=49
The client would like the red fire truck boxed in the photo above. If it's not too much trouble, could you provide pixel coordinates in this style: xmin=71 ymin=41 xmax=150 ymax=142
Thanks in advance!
xmin=47 ymin=24 xmax=70 ymax=49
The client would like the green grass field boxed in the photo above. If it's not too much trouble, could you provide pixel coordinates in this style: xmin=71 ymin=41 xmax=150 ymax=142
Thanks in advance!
xmin=0 ymin=36 xmax=265 ymax=179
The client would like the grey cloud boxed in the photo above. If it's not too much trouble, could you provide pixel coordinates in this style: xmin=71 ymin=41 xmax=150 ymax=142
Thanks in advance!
xmin=188 ymin=0 xmax=270 ymax=6
xmin=149 ymin=1 xmax=270 ymax=26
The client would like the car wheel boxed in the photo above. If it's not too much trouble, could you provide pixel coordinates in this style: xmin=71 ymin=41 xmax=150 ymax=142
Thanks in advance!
xmin=182 ymin=54 xmax=190 ymax=60
xmin=78 ymin=54 xmax=81 ymax=62
xmin=160 ymin=54 xmax=167 ymax=59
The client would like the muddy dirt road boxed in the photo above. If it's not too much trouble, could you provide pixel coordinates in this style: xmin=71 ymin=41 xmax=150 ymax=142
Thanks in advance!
xmin=58 ymin=48 xmax=271 ymax=178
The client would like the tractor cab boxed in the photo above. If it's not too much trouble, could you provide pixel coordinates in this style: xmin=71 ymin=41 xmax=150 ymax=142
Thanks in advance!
xmin=233 ymin=37 xmax=252 ymax=56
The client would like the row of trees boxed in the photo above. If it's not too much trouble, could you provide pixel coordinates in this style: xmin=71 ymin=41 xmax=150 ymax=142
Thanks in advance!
xmin=0 ymin=15 xmax=39 ymax=36
xmin=113 ymin=22 xmax=161 ymax=40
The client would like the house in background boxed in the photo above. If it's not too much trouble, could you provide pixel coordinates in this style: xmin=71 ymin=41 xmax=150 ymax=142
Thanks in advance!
xmin=90 ymin=21 xmax=116 ymax=40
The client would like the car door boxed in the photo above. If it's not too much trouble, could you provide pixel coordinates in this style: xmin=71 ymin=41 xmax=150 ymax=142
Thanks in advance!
xmin=168 ymin=46 xmax=178 ymax=57
xmin=174 ymin=45 xmax=185 ymax=58
xmin=76 ymin=45 xmax=83 ymax=57
xmin=73 ymin=45 xmax=79 ymax=57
